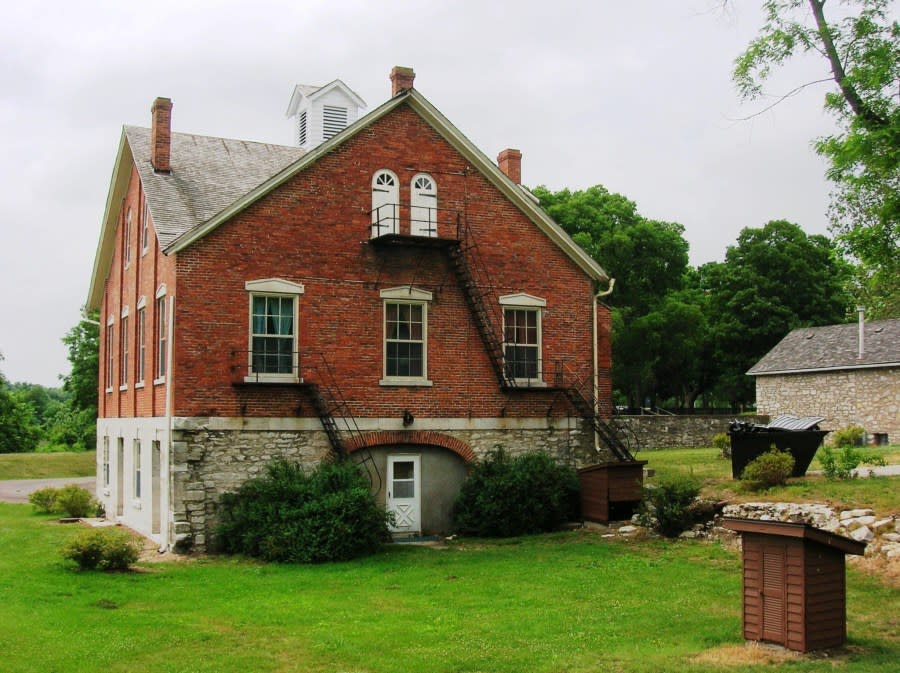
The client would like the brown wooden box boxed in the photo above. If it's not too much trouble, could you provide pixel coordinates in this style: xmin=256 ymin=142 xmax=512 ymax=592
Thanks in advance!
xmin=723 ymin=518 xmax=866 ymax=652
xmin=578 ymin=461 xmax=647 ymax=523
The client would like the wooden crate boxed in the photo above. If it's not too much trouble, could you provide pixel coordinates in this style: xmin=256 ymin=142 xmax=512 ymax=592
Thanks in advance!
xmin=578 ymin=461 xmax=647 ymax=523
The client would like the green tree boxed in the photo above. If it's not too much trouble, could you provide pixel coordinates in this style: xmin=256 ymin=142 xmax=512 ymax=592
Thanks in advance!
xmin=56 ymin=312 xmax=100 ymax=450
xmin=533 ymin=185 xmax=706 ymax=407
xmin=702 ymin=220 xmax=852 ymax=404
xmin=735 ymin=0 xmax=899 ymax=316
xmin=0 ymin=354 xmax=40 ymax=453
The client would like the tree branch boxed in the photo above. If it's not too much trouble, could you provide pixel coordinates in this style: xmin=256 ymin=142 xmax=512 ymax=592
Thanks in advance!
xmin=728 ymin=77 xmax=833 ymax=120
xmin=808 ymin=0 xmax=887 ymax=127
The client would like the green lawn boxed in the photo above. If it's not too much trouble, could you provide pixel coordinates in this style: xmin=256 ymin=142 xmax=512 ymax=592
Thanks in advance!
xmin=0 ymin=451 xmax=96 ymax=480
xmin=1 ymin=504 xmax=897 ymax=673
xmin=636 ymin=446 xmax=900 ymax=516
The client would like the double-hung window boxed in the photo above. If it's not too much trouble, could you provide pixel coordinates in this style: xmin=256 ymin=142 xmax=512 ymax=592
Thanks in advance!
xmin=500 ymin=294 xmax=546 ymax=385
xmin=119 ymin=308 xmax=129 ymax=389
xmin=381 ymin=287 xmax=432 ymax=386
xmin=105 ymin=318 xmax=114 ymax=392
xmin=136 ymin=299 xmax=146 ymax=386
xmin=133 ymin=439 xmax=142 ymax=500
xmin=245 ymin=279 xmax=304 ymax=383
xmin=154 ymin=286 xmax=167 ymax=383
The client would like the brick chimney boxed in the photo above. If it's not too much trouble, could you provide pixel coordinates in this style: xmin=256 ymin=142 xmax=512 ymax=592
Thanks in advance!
xmin=150 ymin=97 xmax=173 ymax=173
xmin=497 ymin=148 xmax=522 ymax=184
xmin=390 ymin=66 xmax=415 ymax=96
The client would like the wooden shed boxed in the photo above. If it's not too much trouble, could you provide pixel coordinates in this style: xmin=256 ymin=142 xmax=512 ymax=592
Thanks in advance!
xmin=723 ymin=518 xmax=866 ymax=652
xmin=578 ymin=461 xmax=647 ymax=523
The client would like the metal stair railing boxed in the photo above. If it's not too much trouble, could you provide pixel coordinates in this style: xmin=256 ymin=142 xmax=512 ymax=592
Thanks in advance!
xmin=305 ymin=353 xmax=381 ymax=492
xmin=558 ymin=362 xmax=635 ymax=463
xmin=446 ymin=215 xmax=516 ymax=389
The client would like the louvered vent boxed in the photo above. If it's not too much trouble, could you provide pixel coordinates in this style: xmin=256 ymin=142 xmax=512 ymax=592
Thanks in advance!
xmin=297 ymin=110 xmax=308 ymax=146
xmin=323 ymin=105 xmax=348 ymax=140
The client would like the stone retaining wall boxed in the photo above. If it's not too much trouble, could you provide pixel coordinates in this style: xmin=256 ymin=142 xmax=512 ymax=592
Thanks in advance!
xmin=616 ymin=415 xmax=768 ymax=450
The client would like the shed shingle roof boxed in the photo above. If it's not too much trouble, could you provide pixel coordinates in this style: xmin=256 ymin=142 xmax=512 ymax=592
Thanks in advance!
xmin=126 ymin=126 xmax=305 ymax=250
xmin=747 ymin=319 xmax=900 ymax=376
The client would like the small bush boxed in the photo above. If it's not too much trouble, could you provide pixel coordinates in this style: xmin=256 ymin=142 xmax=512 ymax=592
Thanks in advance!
xmin=61 ymin=528 xmax=142 ymax=571
xmin=740 ymin=449 xmax=794 ymax=490
xmin=712 ymin=433 xmax=730 ymax=458
xmin=452 ymin=448 xmax=580 ymax=537
xmin=638 ymin=476 xmax=700 ymax=537
xmin=216 ymin=459 xmax=392 ymax=563
xmin=831 ymin=425 xmax=866 ymax=448
xmin=819 ymin=444 xmax=886 ymax=480
xmin=28 ymin=486 xmax=60 ymax=513
xmin=54 ymin=485 xmax=97 ymax=518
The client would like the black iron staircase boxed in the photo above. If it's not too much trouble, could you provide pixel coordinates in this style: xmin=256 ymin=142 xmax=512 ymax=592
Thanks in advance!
xmin=447 ymin=217 xmax=516 ymax=389
xmin=304 ymin=354 xmax=381 ymax=491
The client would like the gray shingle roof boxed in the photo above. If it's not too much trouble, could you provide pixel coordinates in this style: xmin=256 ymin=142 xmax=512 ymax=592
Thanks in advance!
xmin=748 ymin=319 xmax=900 ymax=375
xmin=125 ymin=126 xmax=305 ymax=250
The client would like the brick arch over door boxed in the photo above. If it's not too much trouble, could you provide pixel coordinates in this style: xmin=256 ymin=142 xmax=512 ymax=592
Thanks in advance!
xmin=345 ymin=431 xmax=476 ymax=463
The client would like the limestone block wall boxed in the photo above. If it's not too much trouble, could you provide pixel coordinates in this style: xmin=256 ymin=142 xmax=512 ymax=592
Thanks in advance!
xmin=755 ymin=367 xmax=899 ymax=444
xmin=615 ymin=415 xmax=767 ymax=450
xmin=169 ymin=416 xmax=595 ymax=551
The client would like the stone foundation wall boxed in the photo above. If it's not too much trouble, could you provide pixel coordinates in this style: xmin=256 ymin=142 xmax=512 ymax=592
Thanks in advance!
xmin=755 ymin=368 xmax=899 ymax=444
xmin=170 ymin=417 xmax=595 ymax=551
xmin=616 ymin=415 xmax=767 ymax=450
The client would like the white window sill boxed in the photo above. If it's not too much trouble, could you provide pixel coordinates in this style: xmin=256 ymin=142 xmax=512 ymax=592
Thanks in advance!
xmin=380 ymin=378 xmax=433 ymax=387
xmin=512 ymin=379 xmax=547 ymax=388
xmin=105 ymin=387 xmax=113 ymax=394
xmin=243 ymin=375 xmax=302 ymax=384
xmin=153 ymin=377 xmax=166 ymax=386
xmin=132 ymin=500 xmax=142 ymax=510
xmin=135 ymin=381 xmax=145 ymax=389
xmin=119 ymin=384 xmax=128 ymax=391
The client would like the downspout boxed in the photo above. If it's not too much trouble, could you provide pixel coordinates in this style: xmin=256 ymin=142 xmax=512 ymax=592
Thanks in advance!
xmin=161 ymin=294 xmax=175 ymax=552
xmin=592 ymin=279 xmax=615 ymax=452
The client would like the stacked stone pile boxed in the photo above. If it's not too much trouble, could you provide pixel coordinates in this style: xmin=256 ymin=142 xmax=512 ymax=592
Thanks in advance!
xmin=721 ymin=502 xmax=900 ymax=559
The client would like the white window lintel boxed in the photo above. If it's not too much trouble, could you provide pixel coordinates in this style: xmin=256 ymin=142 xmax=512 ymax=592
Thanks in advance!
xmin=380 ymin=286 xmax=433 ymax=301
xmin=155 ymin=283 xmax=167 ymax=299
xmin=245 ymin=278 xmax=305 ymax=295
xmin=499 ymin=293 xmax=546 ymax=307
xmin=136 ymin=295 xmax=147 ymax=310
xmin=121 ymin=305 xmax=129 ymax=318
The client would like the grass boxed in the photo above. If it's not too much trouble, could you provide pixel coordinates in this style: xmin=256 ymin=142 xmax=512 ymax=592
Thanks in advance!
xmin=635 ymin=445 xmax=900 ymax=515
xmin=0 ymin=504 xmax=897 ymax=673
xmin=0 ymin=450 xmax=96 ymax=480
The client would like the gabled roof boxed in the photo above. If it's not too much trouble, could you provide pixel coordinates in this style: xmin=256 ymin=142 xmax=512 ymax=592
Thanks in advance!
xmin=88 ymin=87 xmax=610 ymax=310
xmin=748 ymin=319 xmax=900 ymax=376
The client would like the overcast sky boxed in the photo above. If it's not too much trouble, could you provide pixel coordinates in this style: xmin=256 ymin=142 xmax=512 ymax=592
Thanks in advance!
xmin=1 ymin=0 xmax=856 ymax=387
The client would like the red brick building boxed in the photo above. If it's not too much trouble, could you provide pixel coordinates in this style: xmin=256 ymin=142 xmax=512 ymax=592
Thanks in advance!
xmin=87 ymin=68 xmax=626 ymax=550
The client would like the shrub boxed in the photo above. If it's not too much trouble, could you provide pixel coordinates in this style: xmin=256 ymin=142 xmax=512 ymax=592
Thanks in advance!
xmin=54 ymin=484 xmax=97 ymax=518
xmin=638 ymin=476 xmax=700 ymax=537
xmin=740 ymin=449 xmax=794 ymax=490
xmin=831 ymin=425 xmax=866 ymax=448
xmin=453 ymin=448 xmax=580 ymax=537
xmin=819 ymin=444 xmax=886 ymax=480
xmin=711 ymin=433 xmax=730 ymax=458
xmin=61 ymin=528 xmax=142 ymax=571
xmin=216 ymin=459 xmax=392 ymax=563
xmin=28 ymin=486 xmax=60 ymax=513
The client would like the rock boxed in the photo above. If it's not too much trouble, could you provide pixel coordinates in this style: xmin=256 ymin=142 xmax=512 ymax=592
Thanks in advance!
xmin=886 ymin=549 xmax=900 ymax=559
xmin=617 ymin=525 xmax=638 ymax=535
xmin=873 ymin=518 xmax=895 ymax=534
xmin=849 ymin=526 xmax=874 ymax=542
xmin=881 ymin=532 xmax=900 ymax=543
xmin=680 ymin=530 xmax=699 ymax=539
xmin=841 ymin=508 xmax=874 ymax=519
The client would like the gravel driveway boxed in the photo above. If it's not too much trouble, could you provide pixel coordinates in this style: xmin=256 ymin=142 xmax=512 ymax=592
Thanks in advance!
xmin=0 ymin=477 xmax=96 ymax=504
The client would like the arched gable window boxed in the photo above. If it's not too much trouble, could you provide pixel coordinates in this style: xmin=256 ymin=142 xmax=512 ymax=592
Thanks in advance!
xmin=371 ymin=170 xmax=399 ymax=237
xmin=410 ymin=174 xmax=437 ymax=237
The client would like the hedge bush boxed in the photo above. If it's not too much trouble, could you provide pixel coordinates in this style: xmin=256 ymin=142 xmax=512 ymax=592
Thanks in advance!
xmin=819 ymin=444 xmax=886 ymax=480
xmin=61 ymin=528 xmax=142 ymax=571
xmin=216 ymin=459 xmax=392 ymax=563
xmin=740 ymin=449 xmax=795 ymax=491
xmin=831 ymin=425 xmax=866 ymax=448
xmin=452 ymin=448 xmax=580 ymax=537
xmin=28 ymin=484 xmax=97 ymax=518
xmin=638 ymin=476 xmax=700 ymax=537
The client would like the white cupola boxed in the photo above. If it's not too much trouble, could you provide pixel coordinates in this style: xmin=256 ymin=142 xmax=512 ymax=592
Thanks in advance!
xmin=285 ymin=79 xmax=366 ymax=151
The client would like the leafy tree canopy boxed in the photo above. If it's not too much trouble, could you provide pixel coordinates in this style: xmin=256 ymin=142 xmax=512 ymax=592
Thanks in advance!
xmin=735 ymin=0 xmax=899 ymax=316
xmin=701 ymin=219 xmax=852 ymax=403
